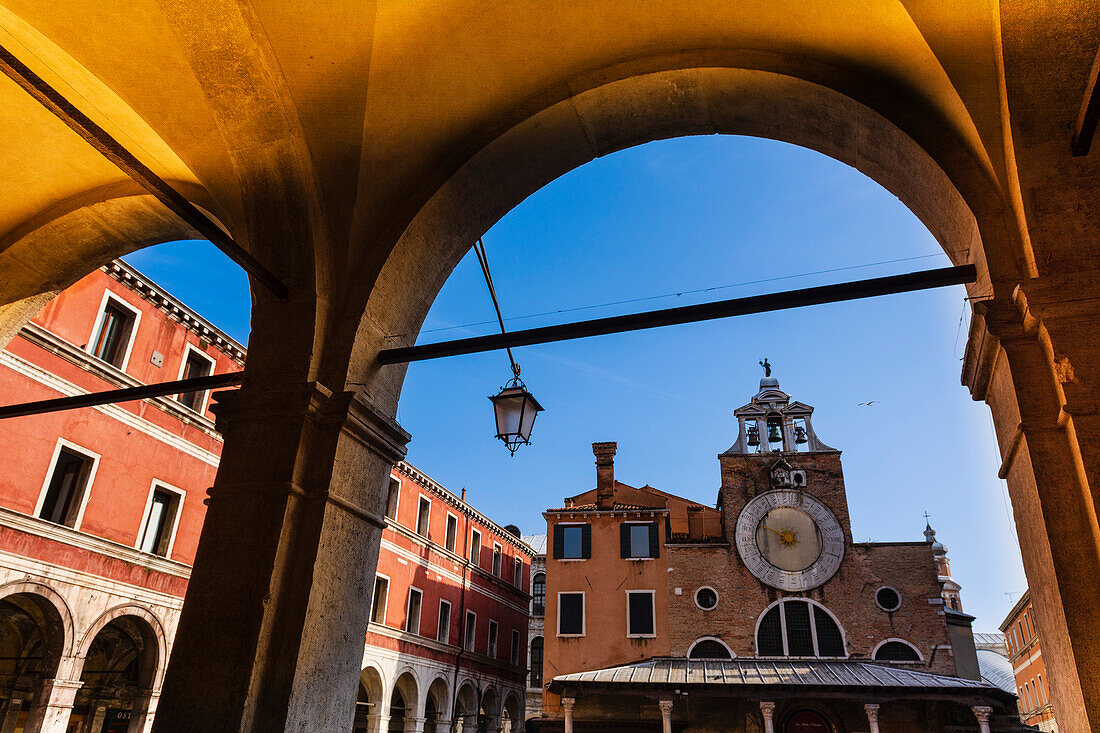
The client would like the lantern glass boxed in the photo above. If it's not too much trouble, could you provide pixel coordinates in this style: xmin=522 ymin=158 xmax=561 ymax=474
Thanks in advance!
xmin=489 ymin=382 xmax=544 ymax=453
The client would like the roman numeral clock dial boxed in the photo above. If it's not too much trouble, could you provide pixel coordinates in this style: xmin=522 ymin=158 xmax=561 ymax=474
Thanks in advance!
xmin=735 ymin=490 xmax=844 ymax=591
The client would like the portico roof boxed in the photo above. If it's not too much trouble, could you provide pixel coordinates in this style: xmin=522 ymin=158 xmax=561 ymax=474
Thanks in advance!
xmin=548 ymin=657 xmax=1015 ymax=703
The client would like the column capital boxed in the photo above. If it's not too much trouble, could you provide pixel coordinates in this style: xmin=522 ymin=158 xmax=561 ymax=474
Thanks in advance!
xmin=560 ymin=696 xmax=575 ymax=712
xmin=759 ymin=701 xmax=775 ymax=718
xmin=971 ymin=705 xmax=992 ymax=723
xmin=658 ymin=698 xmax=674 ymax=714
xmin=863 ymin=703 xmax=879 ymax=722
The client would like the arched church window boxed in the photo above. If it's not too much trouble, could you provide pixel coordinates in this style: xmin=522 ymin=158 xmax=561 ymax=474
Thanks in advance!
xmin=688 ymin=638 xmax=732 ymax=659
xmin=755 ymin=600 xmax=846 ymax=658
xmin=873 ymin=640 xmax=921 ymax=662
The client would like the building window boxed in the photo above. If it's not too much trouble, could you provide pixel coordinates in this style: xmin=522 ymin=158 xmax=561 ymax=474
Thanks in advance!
xmin=695 ymin=587 xmax=718 ymax=611
xmin=553 ymin=523 xmax=590 ymax=560
xmin=621 ymin=522 xmax=658 ymax=559
xmin=138 ymin=485 xmax=182 ymax=556
xmin=511 ymin=629 xmax=521 ymax=666
xmin=529 ymin=637 xmax=544 ymax=687
xmin=39 ymin=445 xmax=96 ymax=528
xmin=90 ymin=296 xmax=138 ymax=369
xmin=488 ymin=620 xmax=499 ymax=658
xmin=371 ymin=576 xmax=389 ymax=624
xmin=532 ymin=573 xmax=546 ymax=616
xmin=492 ymin=543 xmax=503 ymax=576
xmin=755 ymin=600 xmax=845 ymax=657
xmin=873 ymin=640 xmax=922 ymax=662
xmin=177 ymin=346 xmax=215 ymax=413
xmin=627 ymin=591 xmax=656 ymax=637
xmin=688 ymin=638 xmax=732 ymax=659
xmin=445 ymin=514 xmax=458 ymax=551
xmin=514 ymin=556 xmax=523 ymax=586
xmin=1038 ymin=673 xmax=1047 ymax=704
xmin=470 ymin=529 xmax=482 ymax=565
xmin=437 ymin=600 xmax=451 ymax=644
xmin=875 ymin=586 xmax=902 ymax=612
xmin=464 ymin=611 xmax=476 ymax=651
xmin=385 ymin=479 xmax=400 ymax=521
xmin=416 ymin=496 xmax=431 ymax=537
xmin=558 ymin=592 xmax=584 ymax=636
xmin=406 ymin=588 xmax=422 ymax=635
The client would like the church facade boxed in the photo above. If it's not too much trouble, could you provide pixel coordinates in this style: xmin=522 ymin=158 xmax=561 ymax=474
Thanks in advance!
xmin=537 ymin=374 xmax=1024 ymax=732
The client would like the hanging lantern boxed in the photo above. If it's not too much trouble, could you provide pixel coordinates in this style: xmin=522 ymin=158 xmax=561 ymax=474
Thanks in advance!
xmin=767 ymin=416 xmax=783 ymax=444
xmin=489 ymin=371 xmax=544 ymax=456
xmin=794 ymin=425 xmax=808 ymax=444
xmin=747 ymin=424 xmax=760 ymax=446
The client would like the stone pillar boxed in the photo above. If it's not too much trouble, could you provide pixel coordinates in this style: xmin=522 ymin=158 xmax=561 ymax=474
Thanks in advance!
xmin=434 ymin=718 xmax=451 ymax=733
xmin=658 ymin=698 xmax=674 ymax=733
xmin=760 ymin=702 xmax=775 ymax=733
xmin=863 ymin=704 xmax=880 ymax=733
xmin=975 ymin=296 xmax=1100 ymax=731
xmin=366 ymin=714 xmax=389 ymax=733
xmin=971 ymin=705 xmax=992 ymax=733
xmin=404 ymin=715 xmax=426 ymax=733
xmin=152 ymin=380 xmax=409 ymax=733
xmin=0 ymin=697 xmax=26 ymax=733
xmin=130 ymin=690 xmax=158 ymax=733
xmin=23 ymin=678 xmax=82 ymax=733
xmin=80 ymin=706 xmax=106 ymax=733
xmin=561 ymin=697 xmax=575 ymax=733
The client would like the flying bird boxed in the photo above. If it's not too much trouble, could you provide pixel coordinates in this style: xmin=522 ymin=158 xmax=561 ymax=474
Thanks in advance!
xmin=857 ymin=401 xmax=879 ymax=406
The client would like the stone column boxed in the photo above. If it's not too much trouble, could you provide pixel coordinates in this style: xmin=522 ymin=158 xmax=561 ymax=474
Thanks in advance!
xmin=658 ymin=698 xmax=674 ymax=733
xmin=863 ymin=704 xmax=880 ymax=733
xmin=404 ymin=715 xmax=426 ymax=733
xmin=434 ymin=718 xmax=451 ymax=733
xmin=23 ymin=678 xmax=82 ymax=733
xmin=80 ymin=706 xmax=106 ymax=733
xmin=976 ymin=296 xmax=1100 ymax=730
xmin=0 ymin=697 xmax=26 ymax=733
xmin=130 ymin=690 xmax=158 ymax=733
xmin=152 ymin=378 xmax=410 ymax=733
xmin=561 ymin=697 xmax=575 ymax=733
xmin=759 ymin=702 xmax=775 ymax=733
xmin=971 ymin=705 xmax=992 ymax=733
xmin=366 ymin=714 xmax=389 ymax=733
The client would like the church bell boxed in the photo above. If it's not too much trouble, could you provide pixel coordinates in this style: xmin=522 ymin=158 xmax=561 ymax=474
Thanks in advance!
xmin=794 ymin=425 xmax=808 ymax=444
xmin=747 ymin=425 xmax=760 ymax=446
xmin=767 ymin=419 xmax=783 ymax=444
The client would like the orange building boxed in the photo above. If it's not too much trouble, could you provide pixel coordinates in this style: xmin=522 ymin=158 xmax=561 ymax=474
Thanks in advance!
xmin=1001 ymin=591 xmax=1057 ymax=731
xmin=538 ymin=373 xmax=1024 ymax=733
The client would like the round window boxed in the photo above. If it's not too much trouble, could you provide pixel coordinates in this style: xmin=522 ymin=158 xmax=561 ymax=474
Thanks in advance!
xmin=695 ymin=587 xmax=718 ymax=610
xmin=875 ymin=586 xmax=902 ymax=612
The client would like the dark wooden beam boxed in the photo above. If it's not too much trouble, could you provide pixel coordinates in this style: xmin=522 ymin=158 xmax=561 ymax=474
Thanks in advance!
xmin=378 ymin=264 xmax=978 ymax=364
xmin=1072 ymin=45 xmax=1100 ymax=157
xmin=0 ymin=44 xmax=289 ymax=301
xmin=0 ymin=372 xmax=243 ymax=420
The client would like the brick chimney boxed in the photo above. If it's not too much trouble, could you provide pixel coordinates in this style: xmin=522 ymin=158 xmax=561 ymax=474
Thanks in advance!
xmin=593 ymin=442 xmax=617 ymax=509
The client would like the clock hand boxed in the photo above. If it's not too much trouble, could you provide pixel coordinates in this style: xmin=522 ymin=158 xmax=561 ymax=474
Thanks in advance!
xmin=761 ymin=524 xmax=784 ymax=537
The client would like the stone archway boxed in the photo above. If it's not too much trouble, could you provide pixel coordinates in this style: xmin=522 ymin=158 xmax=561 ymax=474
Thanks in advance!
xmin=75 ymin=611 xmax=162 ymax=733
xmin=0 ymin=589 xmax=72 ymax=733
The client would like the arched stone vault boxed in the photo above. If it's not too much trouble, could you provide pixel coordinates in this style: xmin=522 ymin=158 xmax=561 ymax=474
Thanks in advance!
xmin=0 ymin=3 xmax=1097 ymax=731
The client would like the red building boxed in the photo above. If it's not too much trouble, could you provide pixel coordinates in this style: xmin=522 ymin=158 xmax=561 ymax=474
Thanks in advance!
xmin=0 ymin=261 xmax=531 ymax=733
xmin=1001 ymin=590 xmax=1058 ymax=731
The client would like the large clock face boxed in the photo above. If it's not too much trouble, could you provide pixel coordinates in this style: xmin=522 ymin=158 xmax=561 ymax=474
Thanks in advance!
xmin=736 ymin=490 xmax=844 ymax=591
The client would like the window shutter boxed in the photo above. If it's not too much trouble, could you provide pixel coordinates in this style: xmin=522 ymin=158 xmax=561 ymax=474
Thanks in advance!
xmin=553 ymin=524 xmax=565 ymax=559
xmin=620 ymin=523 xmax=630 ymax=558
xmin=648 ymin=522 xmax=659 ymax=558
xmin=581 ymin=524 xmax=592 ymax=559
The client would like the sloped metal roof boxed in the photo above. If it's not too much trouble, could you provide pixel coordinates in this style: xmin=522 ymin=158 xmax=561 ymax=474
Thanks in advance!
xmin=976 ymin=649 xmax=1017 ymax=693
xmin=549 ymin=658 xmax=1013 ymax=701
xmin=522 ymin=534 xmax=547 ymax=555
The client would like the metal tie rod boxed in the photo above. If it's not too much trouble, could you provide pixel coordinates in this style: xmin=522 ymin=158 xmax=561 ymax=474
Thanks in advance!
xmin=0 ymin=372 xmax=244 ymax=420
xmin=378 ymin=264 xmax=977 ymax=365
xmin=0 ymin=44 xmax=289 ymax=302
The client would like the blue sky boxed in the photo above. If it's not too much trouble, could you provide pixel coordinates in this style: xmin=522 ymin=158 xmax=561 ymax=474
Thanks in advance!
xmin=124 ymin=135 xmax=1026 ymax=632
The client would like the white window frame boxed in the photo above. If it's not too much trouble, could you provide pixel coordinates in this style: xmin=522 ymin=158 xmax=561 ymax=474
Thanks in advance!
xmin=35 ymin=438 xmax=101 ymax=531
xmin=437 ymin=599 xmax=452 ymax=644
xmin=175 ymin=343 xmax=217 ymax=414
xmin=871 ymin=638 xmax=924 ymax=663
xmin=470 ymin=528 xmax=482 ymax=566
xmin=557 ymin=591 xmax=586 ymax=637
xmin=625 ymin=590 xmax=657 ymax=638
xmin=753 ymin=598 xmax=849 ymax=659
xmin=406 ymin=586 xmax=423 ymax=635
xmin=416 ymin=494 xmax=432 ymax=538
xmin=623 ymin=520 xmax=656 ymax=560
xmin=464 ymin=610 xmax=477 ymax=651
xmin=444 ymin=512 xmax=459 ymax=552
xmin=385 ymin=477 xmax=401 ymax=522
xmin=1038 ymin=673 xmax=1047 ymax=704
xmin=694 ymin=586 xmax=719 ymax=611
xmin=513 ymin=556 xmax=523 ymax=586
xmin=492 ymin=542 xmax=503 ymax=577
xmin=556 ymin=521 xmax=587 ymax=561
xmin=687 ymin=636 xmax=734 ymax=659
xmin=370 ymin=573 xmax=390 ymax=625
xmin=135 ymin=479 xmax=185 ymax=557
xmin=87 ymin=290 xmax=142 ymax=372
xmin=487 ymin=619 xmax=499 ymax=658
xmin=511 ymin=628 xmax=521 ymax=666
xmin=874 ymin=585 xmax=903 ymax=612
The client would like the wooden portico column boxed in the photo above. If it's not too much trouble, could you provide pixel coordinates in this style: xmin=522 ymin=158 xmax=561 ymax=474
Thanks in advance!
xmin=152 ymin=319 xmax=410 ymax=733
xmin=972 ymin=295 xmax=1100 ymax=732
